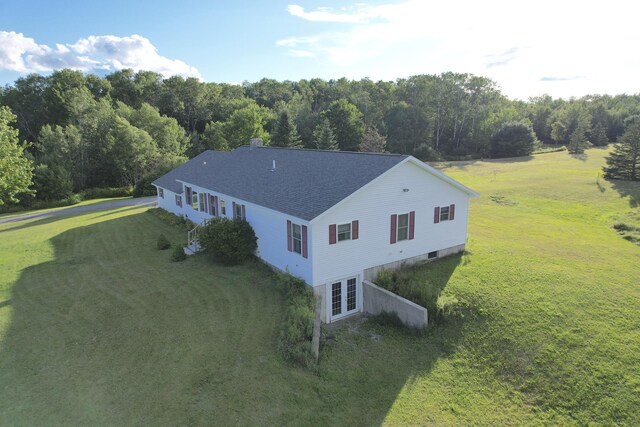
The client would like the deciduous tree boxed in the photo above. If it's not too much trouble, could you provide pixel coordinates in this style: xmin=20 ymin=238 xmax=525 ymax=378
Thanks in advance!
xmin=0 ymin=107 xmax=33 ymax=205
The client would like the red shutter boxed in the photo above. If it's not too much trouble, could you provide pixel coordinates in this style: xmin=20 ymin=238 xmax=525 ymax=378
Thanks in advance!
xmin=449 ymin=204 xmax=455 ymax=220
xmin=434 ymin=207 xmax=440 ymax=224
xmin=409 ymin=211 xmax=415 ymax=240
xmin=204 ymin=193 xmax=209 ymax=214
xmin=241 ymin=204 xmax=246 ymax=220
xmin=232 ymin=202 xmax=237 ymax=219
xmin=287 ymin=220 xmax=292 ymax=252
xmin=352 ymin=220 xmax=359 ymax=240
xmin=185 ymin=187 xmax=191 ymax=205
xmin=329 ymin=224 xmax=337 ymax=245
xmin=390 ymin=214 xmax=397 ymax=244
xmin=214 ymin=196 xmax=219 ymax=217
xmin=302 ymin=225 xmax=308 ymax=258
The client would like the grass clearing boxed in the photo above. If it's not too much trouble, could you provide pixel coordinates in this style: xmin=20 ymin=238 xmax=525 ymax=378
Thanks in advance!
xmin=0 ymin=148 xmax=638 ymax=424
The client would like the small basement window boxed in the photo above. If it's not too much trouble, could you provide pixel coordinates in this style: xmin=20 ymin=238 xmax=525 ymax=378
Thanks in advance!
xmin=428 ymin=251 xmax=438 ymax=259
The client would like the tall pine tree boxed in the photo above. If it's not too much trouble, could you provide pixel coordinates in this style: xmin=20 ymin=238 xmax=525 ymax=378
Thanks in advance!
xmin=313 ymin=119 xmax=338 ymax=150
xmin=603 ymin=120 xmax=640 ymax=181
xmin=271 ymin=110 xmax=302 ymax=148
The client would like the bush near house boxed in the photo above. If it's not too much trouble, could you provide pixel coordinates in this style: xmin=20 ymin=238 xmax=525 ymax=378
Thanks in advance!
xmin=199 ymin=218 xmax=257 ymax=265
xmin=156 ymin=234 xmax=171 ymax=250
xmin=146 ymin=208 xmax=195 ymax=231
xmin=170 ymin=244 xmax=187 ymax=262
xmin=275 ymin=272 xmax=316 ymax=367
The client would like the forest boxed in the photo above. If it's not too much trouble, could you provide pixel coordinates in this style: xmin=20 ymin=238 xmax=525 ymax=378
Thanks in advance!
xmin=1 ymin=68 xmax=640 ymax=205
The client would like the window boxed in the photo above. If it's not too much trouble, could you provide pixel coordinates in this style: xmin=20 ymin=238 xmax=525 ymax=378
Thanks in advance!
xmin=397 ymin=213 xmax=409 ymax=241
xmin=390 ymin=212 xmax=415 ymax=244
xmin=329 ymin=220 xmax=358 ymax=244
xmin=434 ymin=204 xmax=455 ymax=223
xmin=192 ymin=191 xmax=199 ymax=210
xmin=234 ymin=202 xmax=245 ymax=220
xmin=220 ymin=200 xmax=226 ymax=216
xmin=292 ymin=223 xmax=302 ymax=254
xmin=185 ymin=186 xmax=192 ymax=205
xmin=158 ymin=188 xmax=164 ymax=198
xmin=337 ymin=223 xmax=351 ymax=241
xmin=440 ymin=206 xmax=450 ymax=222
xmin=287 ymin=220 xmax=308 ymax=258
xmin=199 ymin=193 xmax=206 ymax=212
xmin=209 ymin=194 xmax=217 ymax=216
xmin=175 ymin=195 xmax=182 ymax=207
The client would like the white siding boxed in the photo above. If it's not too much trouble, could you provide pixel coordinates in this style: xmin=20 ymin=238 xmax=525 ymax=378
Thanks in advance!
xmin=161 ymin=182 xmax=313 ymax=284
xmin=310 ymin=161 xmax=470 ymax=286
xmin=155 ymin=187 xmax=183 ymax=216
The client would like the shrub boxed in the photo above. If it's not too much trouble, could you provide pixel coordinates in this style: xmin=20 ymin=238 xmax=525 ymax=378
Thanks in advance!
xmin=613 ymin=222 xmax=633 ymax=232
xmin=199 ymin=218 xmax=257 ymax=265
xmin=490 ymin=122 xmax=537 ymax=158
xmin=146 ymin=208 xmax=194 ymax=231
xmin=275 ymin=273 xmax=316 ymax=367
xmin=80 ymin=186 xmax=133 ymax=200
xmin=156 ymin=233 xmax=171 ymax=250
xmin=170 ymin=245 xmax=187 ymax=262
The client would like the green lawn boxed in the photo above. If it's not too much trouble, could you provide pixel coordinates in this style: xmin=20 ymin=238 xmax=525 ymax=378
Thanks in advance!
xmin=1 ymin=149 xmax=638 ymax=425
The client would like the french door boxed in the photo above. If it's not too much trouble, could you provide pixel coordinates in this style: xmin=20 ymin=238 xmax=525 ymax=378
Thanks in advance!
xmin=329 ymin=277 xmax=359 ymax=320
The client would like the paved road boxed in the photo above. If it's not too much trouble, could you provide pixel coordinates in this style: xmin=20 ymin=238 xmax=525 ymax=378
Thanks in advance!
xmin=0 ymin=196 xmax=157 ymax=225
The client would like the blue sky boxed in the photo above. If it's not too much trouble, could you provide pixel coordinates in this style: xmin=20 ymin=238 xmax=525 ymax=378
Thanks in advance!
xmin=1 ymin=0 xmax=638 ymax=100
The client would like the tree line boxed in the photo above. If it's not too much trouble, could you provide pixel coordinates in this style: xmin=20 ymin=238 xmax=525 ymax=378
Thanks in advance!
xmin=1 ymin=69 xmax=640 ymax=205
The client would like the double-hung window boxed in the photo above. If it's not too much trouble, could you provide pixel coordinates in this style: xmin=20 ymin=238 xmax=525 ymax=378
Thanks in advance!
xmin=220 ymin=200 xmax=226 ymax=216
xmin=287 ymin=220 xmax=308 ymax=258
xmin=396 ymin=213 xmax=409 ymax=241
xmin=434 ymin=204 xmax=455 ymax=223
xmin=390 ymin=211 xmax=415 ymax=244
xmin=292 ymin=223 xmax=302 ymax=254
xmin=175 ymin=195 xmax=182 ymax=207
xmin=337 ymin=223 xmax=351 ymax=241
xmin=158 ymin=188 xmax=164 ymax=198
xmin=192 ymin=191 xmax=199 ymax=210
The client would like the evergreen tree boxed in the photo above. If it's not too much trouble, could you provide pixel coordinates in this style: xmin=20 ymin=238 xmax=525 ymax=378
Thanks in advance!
xmin=271 ymin=110 xmax=302 ymax=148
xmin=603 ymin=120 xmax=640 ymax=181
xmin=567 ymin=123 xmax=591 ymax=154
xmin=359 ymin=126 xmax=387 ymax=152
xmin=313 ymin=119 xmax=338 ymax=150
xmin=590 ymin=122 xmax=609 ymax=146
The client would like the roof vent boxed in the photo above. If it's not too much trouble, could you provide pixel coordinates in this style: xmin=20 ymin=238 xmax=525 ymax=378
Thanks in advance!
xmin=250 ymin=138 xmax=263 ymax=148
xmin=271 ymin=160 xmax=276 ymax=171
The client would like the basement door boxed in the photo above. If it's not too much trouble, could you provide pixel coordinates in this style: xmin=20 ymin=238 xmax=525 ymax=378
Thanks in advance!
xmin=329 ymin=276 xmax=360 ymax=321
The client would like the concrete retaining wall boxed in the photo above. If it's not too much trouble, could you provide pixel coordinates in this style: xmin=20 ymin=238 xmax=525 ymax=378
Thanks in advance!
xmin=362 ymin=280 xmax=428 ymax=329
xmin=363 ymin=243 xmax=465 ymax=282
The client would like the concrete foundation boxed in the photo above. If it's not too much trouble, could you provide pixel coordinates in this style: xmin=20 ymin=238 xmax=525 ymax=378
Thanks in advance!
xmin=363 ymin=243 xmax=465 ymax=282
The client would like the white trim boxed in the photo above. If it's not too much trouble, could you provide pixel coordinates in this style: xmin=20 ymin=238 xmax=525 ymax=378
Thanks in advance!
xmin=326 ymin=274 xmax=361 ymax=322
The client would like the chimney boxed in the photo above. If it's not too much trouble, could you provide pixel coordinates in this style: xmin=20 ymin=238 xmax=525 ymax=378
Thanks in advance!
xmin=250 ymin=138 xmax=263 ymax=148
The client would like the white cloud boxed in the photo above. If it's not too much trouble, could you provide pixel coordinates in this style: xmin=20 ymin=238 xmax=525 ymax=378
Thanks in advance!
xmin=281 ymin=1 xmax=640 ymax=99
xmin=287 ymin=4 xmax=375 ymax=24
xmin=0 ymin=31 xmax=201 ymax=79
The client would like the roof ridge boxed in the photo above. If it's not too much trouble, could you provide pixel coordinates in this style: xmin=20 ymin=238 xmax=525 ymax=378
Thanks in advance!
xmin=237 ymin=145 xmax=408 ymax=157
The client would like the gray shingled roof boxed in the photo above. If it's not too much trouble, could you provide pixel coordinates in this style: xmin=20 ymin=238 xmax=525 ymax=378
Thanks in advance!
xmin=153 ymin=146 xmax=407 ymax=220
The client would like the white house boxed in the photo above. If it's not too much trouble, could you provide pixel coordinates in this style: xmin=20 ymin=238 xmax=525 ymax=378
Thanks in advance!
xmin=153 ymin=144 xmax=478 ymax=323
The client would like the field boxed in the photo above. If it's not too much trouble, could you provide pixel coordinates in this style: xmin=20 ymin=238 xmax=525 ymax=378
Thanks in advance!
xmin=0 ymin=149 xmax=638 ymax=425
